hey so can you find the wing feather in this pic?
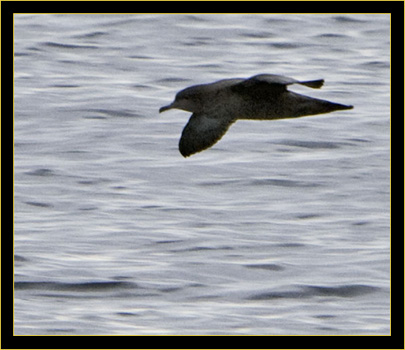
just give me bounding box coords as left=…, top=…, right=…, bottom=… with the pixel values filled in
left=179, top=113, right=235, bottom=157
left=233, top=74, right=324, bottom=92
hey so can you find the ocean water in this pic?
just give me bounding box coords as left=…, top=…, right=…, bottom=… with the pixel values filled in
left=14, top=14, right=390, bottom=335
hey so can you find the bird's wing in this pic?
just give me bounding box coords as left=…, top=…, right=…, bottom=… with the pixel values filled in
left=233, top=74, right=324, bottom=92
left=179, top=112, right=235, bottom=157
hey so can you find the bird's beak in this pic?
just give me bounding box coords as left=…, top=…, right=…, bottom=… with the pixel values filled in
left=159, top=103, right=174, bottom=113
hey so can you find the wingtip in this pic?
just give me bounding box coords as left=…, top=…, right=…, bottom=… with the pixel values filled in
left=179, top=141, right=192, bottom=158
left=179, top=143, right=196, bottom=158
left=301, top=79, right=324, bottom=89
left=180, top=150, right=191, bottom=158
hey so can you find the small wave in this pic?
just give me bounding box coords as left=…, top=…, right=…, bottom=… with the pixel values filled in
left=304, top=284, right=379, bottom=297
left=14, top=255, right=28, bottom=262
left=270, top=42, right=302, bottom=49
left=316, top=33, right=348, bottom=39
left=129, top=55, right=154, bottom=61
left=239, top=32, right=273, bottom=39
left=275, top=242, right=306, bottom=248
left=50, top=84, right=80, bottom=88
left=73, top=31, right=107, bottom=39
left=295, top=213, right=321, bottom=220
left=83, top=108, right=140, bottom=119
left=43, top=42, right=97, bottom=50
left=333, top=15, right=365, bottom=23
left=250, top=178, right=320, bottom=188
left=25, top=168, right=55, bottom=177
left=360, top=60, right=390, bottom=69
left=248, top=290, right=303, bottom=300
left=25, top=201, right=53, bottom=208
left=279, top=140, right=341, bottom=149
left=14, top=281, right=136, bottom=292
left=247, top=284, right=378, bottom=301
left=158, top=77, right=190, bottom=84
left=244, top=264, right=284, bottom=271
left=170, top=245, right=233, bottom=253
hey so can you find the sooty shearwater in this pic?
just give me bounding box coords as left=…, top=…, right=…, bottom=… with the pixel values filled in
left=159, top=74, right=353, bottom=157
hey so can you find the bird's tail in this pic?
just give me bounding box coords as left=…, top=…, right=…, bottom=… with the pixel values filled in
left=283, top=91, right=353, bottom=119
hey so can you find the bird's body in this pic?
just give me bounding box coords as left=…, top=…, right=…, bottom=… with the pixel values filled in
left=159, top=74, right=353, bottom=157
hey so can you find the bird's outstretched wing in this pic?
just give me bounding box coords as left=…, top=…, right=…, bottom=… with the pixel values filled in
left=232, top=74, right=324, bottom=94
left=179, top=113, right=235, bottom=157
left=251, top=74, right=324, bottom=89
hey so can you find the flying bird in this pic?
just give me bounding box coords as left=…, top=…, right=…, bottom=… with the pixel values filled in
left=159, top=74, right=353, bottom=157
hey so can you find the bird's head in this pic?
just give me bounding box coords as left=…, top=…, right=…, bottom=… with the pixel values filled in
left=159, top=85, right=204, bottom=113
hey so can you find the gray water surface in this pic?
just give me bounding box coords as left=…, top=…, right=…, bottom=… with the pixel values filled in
left=14, top=14, right=390, bottom=335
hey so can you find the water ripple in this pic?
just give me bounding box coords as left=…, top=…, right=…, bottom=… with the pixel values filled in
left=248, top=284, right=379, bottom=301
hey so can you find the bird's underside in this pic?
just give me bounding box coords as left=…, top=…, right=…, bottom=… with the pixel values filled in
left=159, top=74, right=353, bottom=157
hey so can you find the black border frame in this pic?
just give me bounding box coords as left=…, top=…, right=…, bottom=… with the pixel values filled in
left=3, top=1, right=404, bottom=348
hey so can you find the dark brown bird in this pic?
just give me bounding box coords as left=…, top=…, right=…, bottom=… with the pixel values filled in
left=159, top=74, right=353, bottom=157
